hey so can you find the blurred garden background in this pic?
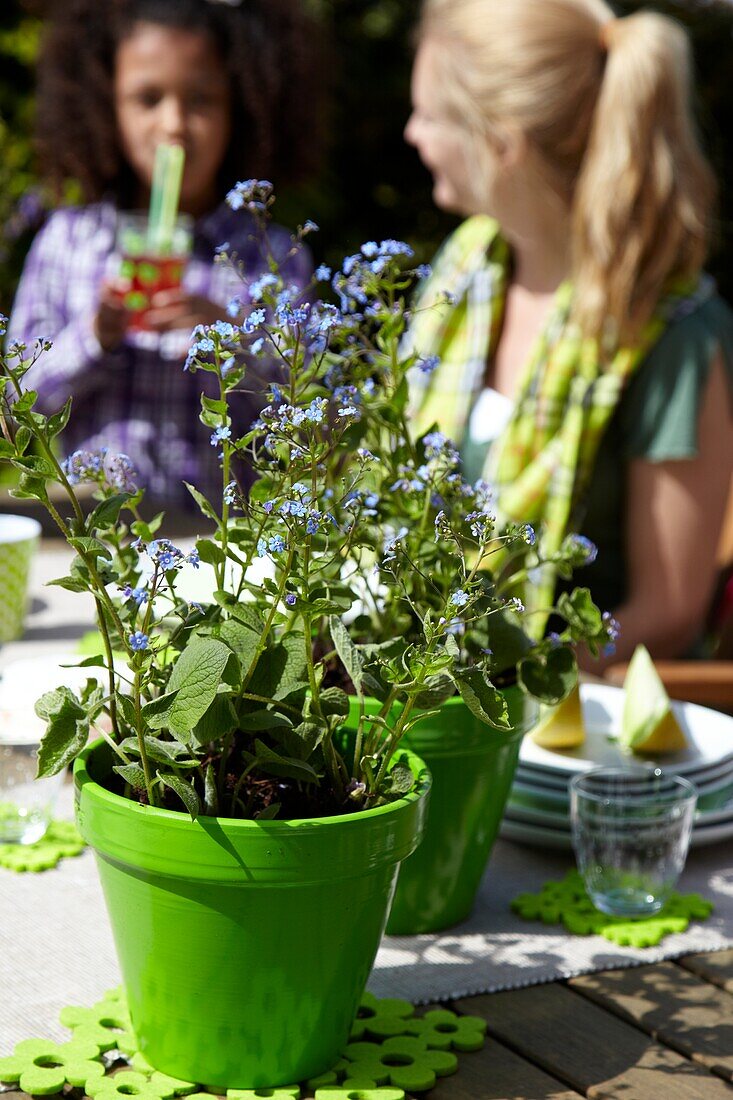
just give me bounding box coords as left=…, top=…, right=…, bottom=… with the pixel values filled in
left=1, top=0, right=732, bottom=314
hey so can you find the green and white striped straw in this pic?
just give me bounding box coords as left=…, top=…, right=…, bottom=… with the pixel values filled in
left=148, top=143, right=185, bottom=254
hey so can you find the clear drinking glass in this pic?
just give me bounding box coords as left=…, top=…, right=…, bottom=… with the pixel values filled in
left=115, top=211, right=193, bottom=331
left=0, top=737, right=64, bottom=844
left=570, top=767, right=697, bottom=917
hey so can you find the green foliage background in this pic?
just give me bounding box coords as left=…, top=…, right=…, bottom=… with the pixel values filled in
left=0, top=0, right=732, bottom=312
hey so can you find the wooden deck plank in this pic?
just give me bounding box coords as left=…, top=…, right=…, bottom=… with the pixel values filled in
left=570, top=962, right=733, bottom=1081
left=454, top=983, right=733, bottom=1099
left=422, top=1036, right=583, bottom=1099
left=678, top=951, right=733, bottom=993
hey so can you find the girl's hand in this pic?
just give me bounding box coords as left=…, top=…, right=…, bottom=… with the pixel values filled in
left=144, top=289, right=224, bottom=333
left=94, top=282, right=131, bottom=351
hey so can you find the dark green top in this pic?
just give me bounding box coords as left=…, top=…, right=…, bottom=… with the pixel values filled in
left=579, top=294, right=733, bottom=612
left=463, top=294, right=733, bottom=613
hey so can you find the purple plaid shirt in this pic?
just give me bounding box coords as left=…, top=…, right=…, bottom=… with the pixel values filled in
left=8, top=202, right=311, bottom=507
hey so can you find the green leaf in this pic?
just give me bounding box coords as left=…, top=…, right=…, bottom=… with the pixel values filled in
left=192, top=692, right=237, bottom=745
left=253, top=740, right=319, bottom=784
left=329, top=616, right=363, bottom=695
left=160, top=774, right=200, bottom=819
left=46, top=575, right=90, bottom=593
left=118, top=736, right=197, bottom=766
left=519, top=645, right=577, bottom=705
left=68, top=536, right=112, bottom=560
left=11, top=390, right=37, bottom=415
left=237, top=709, right=292, bottom=732
left=10, top=454, right=57, bottom=479
left=116, top=693, right=139, bottom=731
left=89, top=494, right=131, bottom=531
left=114, top=763, right=147, bottom=790
left=309, top=586, right=354, bottom=614
left=218, top=618, right=260, bottom=671
left=73, top=654, right=107, bottom=668
left=34, top=688, right=90, bottom=778
left=12, top=427, right=30, bottom=455
left=46, top=397, right=73, bottom=439
left=255, top=803, right=281, bottom=820
left=282, top=720, right=325, bottom=759
left=204, top=763, right=219, bottom=816
left=380, top=762, right=415, bottom=799
left=556, top=588, right=603, bottom=638
left=34, top=686, right=85, bottom=723
left=185, top=482, right=220, bottom=523
left=166, top=638, right=232, bottom=738
left=317, top=686, right=350, bottom=719
left=361, top=670, right=389, bottom=701
left=11, top=472, right=49, bottom=503
left=454, top=668, right=510, bottom=730
left=131, top=513, right=164, bottom=542
left=213, top=592, right=264, bottom=632
left=248, top=634, right=308, bottom=702
left=196, top=537, right=226, bottom=566
left=140, top=690, right=179, bottom=730
left=414, top=672, right=456, bottom=710
left=482, top=611, right=532, bottom=674
left=200, top=394, right=228, bottom=420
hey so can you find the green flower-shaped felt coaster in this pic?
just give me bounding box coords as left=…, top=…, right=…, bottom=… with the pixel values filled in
left=60, top=994, right=136, bottom=1054
left=0, top=819, right=85, bottom=872
left=511, top=869, right=714, bottom=948
left=349, top=994, right=414, bottom=1040
left=1, top=987, right=481, bottom=1097
left=341, top=1037, right=457, bottom=1093
left=0, top=1037, right=106, bottom=1094
left=405, top=1008, right=486, bottom=1051
left=315, top=1090, right=405, bottom=1099
left=226, top=1089, right=301, bottom=1099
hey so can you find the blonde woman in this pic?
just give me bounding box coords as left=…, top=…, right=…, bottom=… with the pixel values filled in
left=404, top=0, right=733, bottom=666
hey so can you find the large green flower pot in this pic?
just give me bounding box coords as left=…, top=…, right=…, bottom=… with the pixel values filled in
left=74, top=740, right=430, bottom=1089
left=385, top=687, right=537, bottom=934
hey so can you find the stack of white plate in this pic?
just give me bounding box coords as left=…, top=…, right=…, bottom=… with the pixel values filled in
left=502, top=683, right=733, bottom=849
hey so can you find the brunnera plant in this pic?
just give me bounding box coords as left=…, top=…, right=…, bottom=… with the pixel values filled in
left=0, top=181, right=616, bottom=821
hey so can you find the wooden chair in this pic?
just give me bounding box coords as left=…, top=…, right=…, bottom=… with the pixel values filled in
left=604, top=477, right=733, bottom=712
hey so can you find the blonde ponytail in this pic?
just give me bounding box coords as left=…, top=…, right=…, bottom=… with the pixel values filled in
left=572, top=12, right=716, bottom=343
left=417, top=0, right=716, bottom=345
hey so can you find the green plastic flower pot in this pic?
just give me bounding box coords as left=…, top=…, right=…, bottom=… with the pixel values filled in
left=74, top=739, right=430, bottom=1089
left=384, top=687, right=538, bottom=934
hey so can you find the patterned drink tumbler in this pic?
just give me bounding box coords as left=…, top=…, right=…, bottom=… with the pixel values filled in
left=0, top=515, right=41, bottom=642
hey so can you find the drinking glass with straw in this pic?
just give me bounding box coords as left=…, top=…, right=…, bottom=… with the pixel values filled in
left=116, top=143, right=194, bottom=331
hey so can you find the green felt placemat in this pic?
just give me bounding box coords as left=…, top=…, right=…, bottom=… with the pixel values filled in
left=0, top=819, right=85, bottom=872
left=0, top=987, right=489, bottom=1098
left=511, top=869, right=714, bottom=947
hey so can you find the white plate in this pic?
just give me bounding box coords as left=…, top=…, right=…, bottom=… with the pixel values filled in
left=508, top=785, right=733, bottom=828
left=514, top=763, right=733, bottom=802
left=500, top=813, right=733, bottom=850
left=519, top=684, right=733, bottom=777
left=0, top=653, right=104, bottom=745
left=516, top=753, right=733, bottom=791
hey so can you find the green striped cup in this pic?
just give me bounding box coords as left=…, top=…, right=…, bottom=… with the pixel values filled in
left=0, top=515, right=41, bottom=643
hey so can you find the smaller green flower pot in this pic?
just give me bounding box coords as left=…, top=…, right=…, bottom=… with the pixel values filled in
left=385, top=687, right=537, bottom=934
left=74, top=738, right=430, bottom=1089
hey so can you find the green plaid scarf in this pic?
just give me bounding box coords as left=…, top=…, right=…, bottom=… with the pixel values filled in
left=406, top=215, right=711, bottom=628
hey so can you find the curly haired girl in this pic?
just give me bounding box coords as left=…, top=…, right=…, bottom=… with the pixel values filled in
left=9, top=0, right=321, bottom=506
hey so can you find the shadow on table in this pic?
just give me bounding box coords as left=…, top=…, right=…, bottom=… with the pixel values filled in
left=20, top=622, right=93, bottom=642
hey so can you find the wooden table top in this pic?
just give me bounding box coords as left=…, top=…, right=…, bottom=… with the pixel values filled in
left=427, top=949, right=733, bottom=1099
left=5, top=951, right=733, bottom=1099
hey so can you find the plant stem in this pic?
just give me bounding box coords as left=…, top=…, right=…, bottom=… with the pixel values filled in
left=239, top=547, right=295, bottom=695
left=217, top=369, right=230, bottom=592
left=133, top=665, right=157, bottom=806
